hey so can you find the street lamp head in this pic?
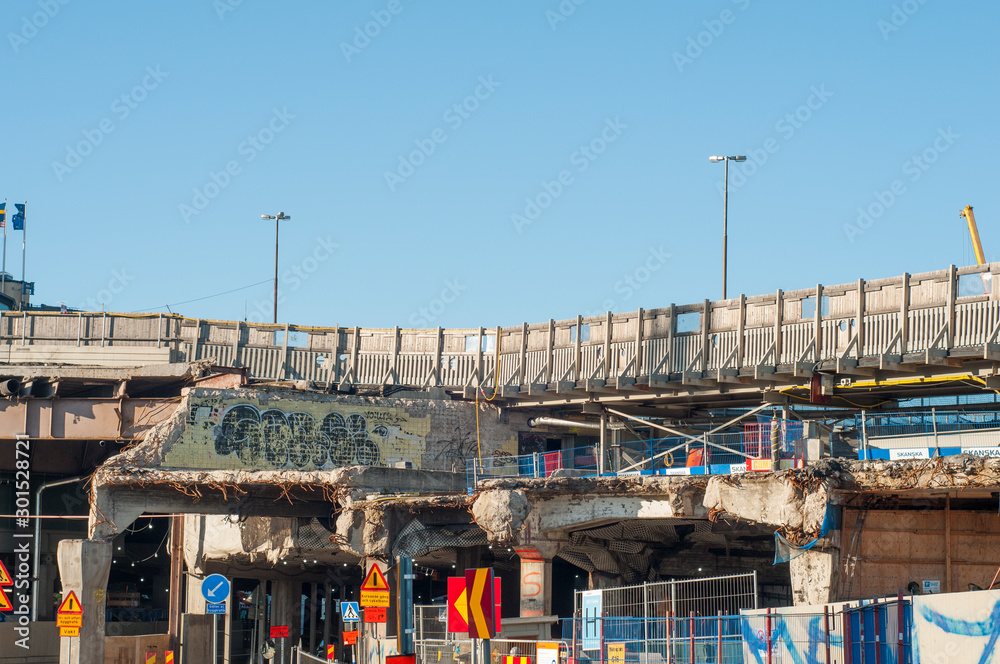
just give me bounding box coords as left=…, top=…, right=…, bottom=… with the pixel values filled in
left=731, top=155, right=747, bottom=162
left=277, top=212, right=291, bottom=220
left=709, top=156, right=725, bottom=162
left=261, top=214, right=273, bottom=220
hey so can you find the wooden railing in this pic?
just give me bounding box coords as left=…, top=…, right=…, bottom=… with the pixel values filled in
left=1, top=264, right=997, bottom=393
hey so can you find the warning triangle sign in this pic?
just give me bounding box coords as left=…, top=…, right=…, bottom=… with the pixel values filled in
left=0, top=587, right=12, bottom=612
left=58, top=590, right=83, bottom=614
left=0, top=560, right=12, bottom=586
left=361, top=564, right=389, bottom=591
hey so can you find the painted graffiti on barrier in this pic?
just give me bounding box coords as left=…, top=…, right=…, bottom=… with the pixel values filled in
left=213, top=404, right=384, bottom=469
left=917, top=599, right=1000, bottom=664
left=742, top=614, right=845, bottom=664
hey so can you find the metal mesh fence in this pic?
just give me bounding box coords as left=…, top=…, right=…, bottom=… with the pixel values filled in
left=860, top=409, right=1000, bottom=440
left=414, top=605, right=473, bottom=664
left=570, top=574, right=758, bottom=664
left=468, top=421, right=808, bottom=487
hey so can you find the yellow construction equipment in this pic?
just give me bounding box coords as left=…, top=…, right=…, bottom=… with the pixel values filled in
left=960, top=205, right=991, bottom=294
left=961, top=205, right=987, bottom=266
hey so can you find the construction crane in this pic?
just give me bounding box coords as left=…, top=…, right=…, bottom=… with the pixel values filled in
left=960, top=205, right=991, bottom=294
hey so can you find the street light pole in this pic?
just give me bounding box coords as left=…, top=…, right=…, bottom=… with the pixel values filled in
left=261, top=212, right=291, bottom=324
left=709, top=156, right=746, bottom=300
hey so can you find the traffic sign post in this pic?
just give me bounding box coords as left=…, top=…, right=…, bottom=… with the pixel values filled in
left=360, top=563, right=390, bottom=607
left=57, top=590, right=84, bottom=664
left=342, top=601, right=360, bottom=622
left=465, top=567, right=496, bottom=664
left=464, top=569, right=495, bottom=639
left=365, top=606, right=387, bottom=623
left=202, top=576, right=230, bottom=664
left=448, top=576, right=501, bottom=635
left=270, top=625, right=289, bottom=664
left=201, top=574, right=231, bottom=603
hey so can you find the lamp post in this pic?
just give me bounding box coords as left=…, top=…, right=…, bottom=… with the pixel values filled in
left=261, top=212, right=292, bottom=324
left=709, top=155, right=746, bottom=300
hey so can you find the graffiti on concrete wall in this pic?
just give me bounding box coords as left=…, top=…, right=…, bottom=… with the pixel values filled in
left=163, top=396, right=432, bottom=470
left=214, top=405, right=386, bottom=468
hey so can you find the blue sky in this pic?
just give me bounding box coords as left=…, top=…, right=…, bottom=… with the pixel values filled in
left=3, top=1, right=999, bottom=329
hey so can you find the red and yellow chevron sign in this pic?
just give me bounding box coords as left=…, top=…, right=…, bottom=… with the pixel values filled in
left=165, top=651, right=174, bottom=664
left=464, top=568, right=495, bottom=639
left=448, top=575, right=501, bottom=635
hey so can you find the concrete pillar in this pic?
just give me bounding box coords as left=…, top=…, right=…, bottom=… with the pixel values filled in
left=309, top=582, right=318, bottom=653
left=789, top=548, right=840, bottom=606
left=271, top=579, right=302, bottom=664
left=57, top=540, right=111, bottom=664
left=514, top=543, right=560, bottom=618
left=186, top=573, right=207, bottom=614
left=518, top=557, right=552, bottom=617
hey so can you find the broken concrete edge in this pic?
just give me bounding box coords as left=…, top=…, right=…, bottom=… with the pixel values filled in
left=469, top=455, right=1000, bottom=549
left=0, top=359, right=212, bottom=380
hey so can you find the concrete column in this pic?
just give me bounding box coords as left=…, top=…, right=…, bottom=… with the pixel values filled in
left=271, top=579, right=301, bottom=664
left=57, top=540, right=111, bottom=664
left=789, top=548, right=840, bottom=606
left=518, top=557, right=552, bottom=617
left=186, top=573, right=207, bottom=614
left=513, top=543, right=560, bottom=618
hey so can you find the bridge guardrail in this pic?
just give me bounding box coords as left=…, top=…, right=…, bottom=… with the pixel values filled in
left=0, top=264, right=996, bottom=390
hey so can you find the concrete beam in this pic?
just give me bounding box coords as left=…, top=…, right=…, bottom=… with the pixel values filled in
left=0, top=397, right=175, bottom=440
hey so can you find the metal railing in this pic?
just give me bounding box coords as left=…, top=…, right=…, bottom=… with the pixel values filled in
left=857, top=408, right=1000, bottom=455
left=468, top=425, right=805, bottom=487
left=1, top=265, right=997, bottom=393
left=567, top=573, right=758, bottom=664
left=566, top=595, right=911, bottom=664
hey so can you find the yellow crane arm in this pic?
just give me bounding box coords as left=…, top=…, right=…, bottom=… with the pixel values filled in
left=961, top=205, right=987, bottom=265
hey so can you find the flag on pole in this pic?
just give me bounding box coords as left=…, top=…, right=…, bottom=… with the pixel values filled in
left=12, top=204, right=24, bottom=231
left=0, top=202, right=5, bottom=228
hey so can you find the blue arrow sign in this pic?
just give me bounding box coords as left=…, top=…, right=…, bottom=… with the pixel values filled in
left=202, top=574, right=230, bottom=604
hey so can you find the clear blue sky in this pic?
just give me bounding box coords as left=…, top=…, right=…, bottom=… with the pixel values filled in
left=4, top=1, right=999, bottom=328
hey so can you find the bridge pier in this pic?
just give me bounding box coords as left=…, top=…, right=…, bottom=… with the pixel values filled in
left=790, top=547, right=841, bottom=606
left=56, top=539, right=111, bottom=664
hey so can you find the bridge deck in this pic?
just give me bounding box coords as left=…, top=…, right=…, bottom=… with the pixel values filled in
left=2, top=264, right=999, bottom=412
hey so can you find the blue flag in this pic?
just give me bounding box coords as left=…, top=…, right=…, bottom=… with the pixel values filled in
left=12, top=204, right=24, bottom=231
left=0, top=202, right=5, bottom=228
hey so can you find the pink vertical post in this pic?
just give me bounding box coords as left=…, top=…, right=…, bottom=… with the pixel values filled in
left=766, top=608, right=773, bottom=664
left=824, top=606, right=831, bottom=664
left=873, top=601, right=882, bottom=664
left=666, top=610, right=672, bottom=664
left=896, top=591, right=905, bottom=664
left=689, top=611, right=695, bottom=664
left=843, top=605, right=853, bottom=664
left=717, top=611, right=723, bottom=663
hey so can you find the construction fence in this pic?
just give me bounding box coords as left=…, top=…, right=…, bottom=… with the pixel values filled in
left=559, top=575, right=912, bottom=664
left=467, top=423, right=805, bottom=489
